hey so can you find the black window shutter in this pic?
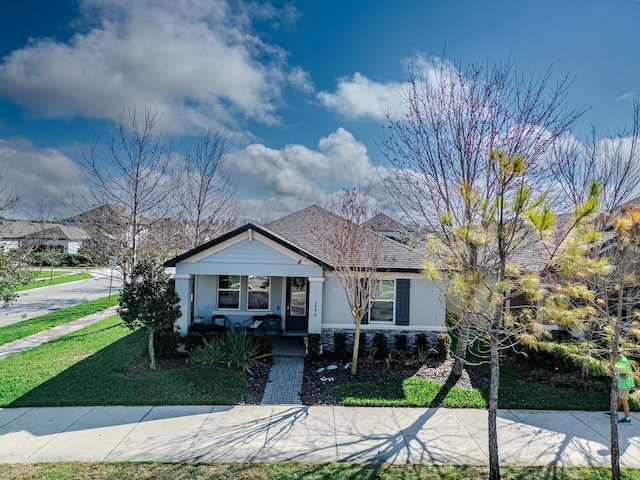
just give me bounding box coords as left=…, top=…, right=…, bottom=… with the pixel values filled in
left=396, top=279, right=410, bottom=326
left=360, top=277, right=369, bottom=324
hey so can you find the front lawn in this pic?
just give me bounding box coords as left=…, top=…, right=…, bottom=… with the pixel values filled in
left=330, top=359, right=610, bottom=411
left=0, top=316, right=247, bottom=407
left=0, top=462, right=638, bottom=480
left=0, top=295, right=120, bottom=347
left=16, top=272, right=93, bottom=292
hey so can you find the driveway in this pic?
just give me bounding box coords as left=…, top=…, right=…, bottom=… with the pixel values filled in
left=0, top=268, right=123, bottom=327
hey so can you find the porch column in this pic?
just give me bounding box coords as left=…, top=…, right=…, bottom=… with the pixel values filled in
left=307, top=277, right=324, bottom=334
left=174, top=274, right=193, bottom=336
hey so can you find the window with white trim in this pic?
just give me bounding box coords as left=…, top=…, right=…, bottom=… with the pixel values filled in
left=217, top=275, right=240, bottom=309
left=370, top=279, right=395, bottom=322
left=248, top=275, right=270, bottom=310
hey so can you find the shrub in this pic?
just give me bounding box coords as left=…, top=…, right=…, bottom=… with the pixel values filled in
left=255, top=335, right=273, bottom=357
left=225, top=334, right=268, bottom=374
left=358, top=331, right=367, bottom=358
left=189, top=336, right=226, bottom=364
left=307, top=334, right=322, bottom=360
left=333, top=331, right=348, bottom=359
left=414, top=333, right=429, bottom=355
left=437, top=333, right=451, bottom=359
left=154, top=328, right=181, bottom=359
left=189, top=333, right=269, bottom=374
left=372, top=332, right=389, bottom=359
left=394, top=334, right=408, bottom=354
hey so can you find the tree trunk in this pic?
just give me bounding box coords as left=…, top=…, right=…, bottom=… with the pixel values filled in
left=488, top=325, right=501, bottom=480
left=148, top=327, right=156, bottom=370
left=453, top=312, right=471, bottom=376
left=610, top=280, right=625, bottom=480
left=351, top=317, right=361, bottom=375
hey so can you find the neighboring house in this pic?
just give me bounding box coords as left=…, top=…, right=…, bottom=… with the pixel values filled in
left=0, top=220, right=88, bottom=254
left=362, top=212, right=413, bottom=242
left=164, top=205, right=446, bottom=349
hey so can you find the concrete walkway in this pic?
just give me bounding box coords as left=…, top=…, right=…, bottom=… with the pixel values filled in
left=0, top=405, right=639, bottom=466
left=0, top=307, right=118, bottom=360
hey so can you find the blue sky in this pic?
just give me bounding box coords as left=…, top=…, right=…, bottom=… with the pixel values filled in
left=0, top=0, right=638, bottom=220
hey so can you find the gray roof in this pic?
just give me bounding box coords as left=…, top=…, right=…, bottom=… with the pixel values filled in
left=165, top=205, right=426, bottom=272
left=362, top=213, right=410, bottom=233
left=264, top=205, right=425, bottom=271
left=0, top=220, right=88, bottom=241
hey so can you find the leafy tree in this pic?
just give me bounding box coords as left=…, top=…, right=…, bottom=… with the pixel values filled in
left=381, top=58, right=583, bottom=388
left=0, top=175, right=34, bottom=306
left=118, top=257, right=181, bottom=370
left=537, top=196, right=640, bottom=480
left=0, top=250, right=35, bottom=306
left=381, top=59, right=583, bottom=480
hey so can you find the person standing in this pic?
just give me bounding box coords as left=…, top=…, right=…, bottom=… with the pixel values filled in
left=604, top=355, right=635, bottom=425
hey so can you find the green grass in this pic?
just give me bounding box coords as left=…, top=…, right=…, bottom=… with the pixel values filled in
left=0, top=462, right=638, bottom=480
left=335, top=361, right=608, bottom=410
left=335, top=376, right=487, bottom=408
left=16, top=273, right=93, bottom=292
left=0, top=295, right=120, bottom=347
left=0, top=316, right=247, bottom=407
left=32, top=269, right=72, bottom=279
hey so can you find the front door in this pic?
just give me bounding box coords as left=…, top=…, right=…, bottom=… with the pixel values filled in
left=286, top=277, right=308, bottom=333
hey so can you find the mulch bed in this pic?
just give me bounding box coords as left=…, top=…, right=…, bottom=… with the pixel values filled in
left=124, top=354, right=488, bottom=406
left=300, top=356, right=489, bottom=406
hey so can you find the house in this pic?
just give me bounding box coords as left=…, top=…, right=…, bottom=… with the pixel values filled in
left=0, top=220, right=88, bottom=254
left=164, top=205, right=446, bottom=349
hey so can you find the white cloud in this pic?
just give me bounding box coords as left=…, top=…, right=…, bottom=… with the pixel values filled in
left=318, top=56, right=459, bottom=120
left=0, top=138, right=88, bottom=219
left=0, top=0, right=309, bottom=133
left=317, top=73, right=403, bottom=120
left=228, top=127, right=378, bottom=220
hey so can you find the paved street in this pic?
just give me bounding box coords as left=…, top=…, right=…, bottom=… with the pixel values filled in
left=0, top=269, right=122, bottom=327
left=0, top=406, right=638, bottom=466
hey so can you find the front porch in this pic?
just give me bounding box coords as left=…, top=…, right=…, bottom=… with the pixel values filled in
left=174, top=273, right=325, bottom=337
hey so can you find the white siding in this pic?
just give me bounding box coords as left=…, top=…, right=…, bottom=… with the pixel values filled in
left=176, top=237, right=323, bottom=278
left=321, top=275, right=445, bottom=331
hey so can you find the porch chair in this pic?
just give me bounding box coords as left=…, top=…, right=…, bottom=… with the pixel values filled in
left=209, top=314, right=230, bottom=334
left=244, top=315, right=265, bottom=336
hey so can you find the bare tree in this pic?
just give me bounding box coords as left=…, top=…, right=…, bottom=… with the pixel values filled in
left=79, top=106, right=176, bottom=281
left=175, top=126, right=238, bottom=248
left=310, top=189, right=387, bottom=375
left=550, top=99, right=640, bottom=212
left=0, top=173, right=19, bottom=218
left=380, top=59, right=583, bottom=480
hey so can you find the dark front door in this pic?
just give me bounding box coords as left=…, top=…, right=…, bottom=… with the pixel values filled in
left=286, top=277, right=308, bottom=333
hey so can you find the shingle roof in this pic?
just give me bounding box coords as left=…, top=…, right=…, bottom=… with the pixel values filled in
left=264, top=205, right=424, bottom=271
left=0, top=220, right=88, bottom=240
left=362, top=213, right=410, bottom=234
left=165, top=205, right=426, bottom=272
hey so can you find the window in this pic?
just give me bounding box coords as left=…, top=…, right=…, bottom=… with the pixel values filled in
left=370, top=279, right=395, bottom=322
left=248, top=275, right=270, bottom=310
left=218, top=275, right=240, bottom=309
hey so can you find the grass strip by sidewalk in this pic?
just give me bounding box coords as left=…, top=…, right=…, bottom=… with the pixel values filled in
left=0, top=462, right=638, bottom=480
left=334, top=362, right=610, bottom=410
left=0, top=315, right=246, bottom=407
left=16, top=273, right=93, bottom=292
left=0, top=295, right=120, bottom=347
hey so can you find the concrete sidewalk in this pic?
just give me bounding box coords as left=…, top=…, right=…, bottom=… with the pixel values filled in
left=1, top=405, right=639, bottom=466
left=0, top=307, right=118, bottom=360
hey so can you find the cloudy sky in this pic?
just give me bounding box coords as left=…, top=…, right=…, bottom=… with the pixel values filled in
left=0, top=0, right=639, bottom=220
